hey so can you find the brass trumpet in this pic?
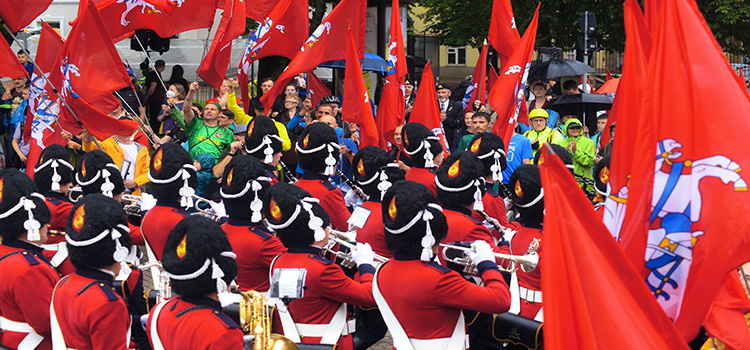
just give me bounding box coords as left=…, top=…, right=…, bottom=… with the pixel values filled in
left=229, top=285, right=299, bottom=350
left=440, top=238, right=540, bottom=275
left=327, top=229, right=390, bottom=269
left=121, top=194, right=142, bottom=217
left=191, top=195, right=225, bottom=222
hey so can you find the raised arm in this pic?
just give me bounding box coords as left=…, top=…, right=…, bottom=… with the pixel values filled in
left=183, top=82, right=200, bottom=127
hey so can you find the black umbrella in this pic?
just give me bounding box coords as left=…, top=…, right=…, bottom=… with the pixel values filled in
left=406, top=55, right=429, bottom=69
left=548, top=93, right=613, bottom=132
left=528, top=59, right=595, bottom=80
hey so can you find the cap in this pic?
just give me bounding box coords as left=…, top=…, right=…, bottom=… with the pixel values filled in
left=0, top=169, right=50, bottom=241
left=404, top=79, right=412, bottom=86
left=262, top=183, right=330, bottom=247
left=435, top=151, right=486, bottom=211
left=321, top=95, right=341, bottom=105
left=467, top=133, right=507, bottom=182
left=220, top=155, right=273, bottom=223
left=66, top=194, right=131, bottom=269
left=528, top=108, right=549, bottom=120
left=233, top=123, right=248, bottom=134
left=76, top=150, right=125, bottom=198
left=436, top=84, right=450, bottom=91
left=296, top=123, right=340, bottom=176
left=508, top=164, right=544, bottom=225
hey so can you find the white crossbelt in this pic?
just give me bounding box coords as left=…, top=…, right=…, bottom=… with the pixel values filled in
left=519, top=286, right=543, bottom=303
left=0, top=316, right=44, bottom=350
left=273, top=300, right=353, bottom=344
left=41, top=242, right=68, bottom=268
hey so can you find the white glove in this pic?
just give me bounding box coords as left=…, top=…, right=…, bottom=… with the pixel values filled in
left=350, top=242, right=375, bottom=267
left=140, top=314, right=149, bottom=331
left=344, top=189, right=361, bottom=208
left=467, top=240, right=495, bottom=266
left=141, top=192, right=157, bottom=211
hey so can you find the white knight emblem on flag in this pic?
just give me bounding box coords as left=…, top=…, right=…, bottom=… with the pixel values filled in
left=116, top=0, right=161, bottom=27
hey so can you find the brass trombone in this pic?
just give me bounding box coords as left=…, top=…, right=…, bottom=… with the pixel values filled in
left=327, top=229, right=390, bottom=268
left=440, top=238, right=540, bottom=275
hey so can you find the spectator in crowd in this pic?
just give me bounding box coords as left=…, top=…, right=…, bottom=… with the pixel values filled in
left=524, top=109, right=564, bottom=159
left=502, top=120, right=534, bottom=186
left=182, top=82, right=234, bottom=163
left=145, top=59, right=167, bottom=127
left=556, top=118, right=595, bottom=190
left=457, top=111, right=491, bottom=151
left=436, top=84, right=463, bottom=150
left=16, top=49, right=33, bottom=77
left=590, top=112, right=609, bottom=153
left=157, top=83, right=187, bottom=134
left=248, top=77, right=274, bottom=116
left=81, top=128, right=150, bottom=196
left=387, top=123, right=414, bottom=171
left=167, top=64, right=188, bottom=93
left=452, top=110, right=475, bottom=151
left=218, top=109, right=236, bottom=131
left=527, top=82, right=559, bottom=129
left=404, top=79, right=415, bottom=121
left=193, top=153, right=215, bottom=198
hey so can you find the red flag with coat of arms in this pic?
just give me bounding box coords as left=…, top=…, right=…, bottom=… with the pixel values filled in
left=307, top=70, right=331, bottom=110
left=0, top=0, right=53, bottom=32
left=238, top=0, right=308, bottom=113
left=488, top=4, right=538, bottom=152
left=245, top=0, right=278, bottom=22
left=375, top=0, right=407, bottom=148
left=343, top=24, right=378, bottom=148
left=614, top=0, right=750, bottom=341
left=488, top=0, right=520, bottom=67
left=260, top=0, right=367, bottom=114
left=537, top=144, right=690, bottom=350
left=198, top=0, right=246, bottom=91
left=409, top=61, right=450, bottom=154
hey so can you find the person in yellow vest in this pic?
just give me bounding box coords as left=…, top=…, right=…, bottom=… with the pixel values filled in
left=82, top=131, right=150, bottom=196
left=523, top=108, right=564, bottom=160
left=225, top=78, right=291, bottom=151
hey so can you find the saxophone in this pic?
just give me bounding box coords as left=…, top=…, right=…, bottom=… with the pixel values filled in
left=230, top=285, right=299, bottom=350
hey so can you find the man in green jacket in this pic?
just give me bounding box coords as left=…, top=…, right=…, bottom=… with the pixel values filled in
left=556, top=118, right=595, bottom=191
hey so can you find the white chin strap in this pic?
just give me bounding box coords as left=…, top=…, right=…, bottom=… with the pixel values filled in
left=167, top=251, right=237, bottom=294
left=76, top=163, right=120, bottom=198
left=478, top=149, right=506, bottom=183
left=296, top=141, right=340, bottom=176
left=384, top=203, right=443, bottom=262
left=35, top=158, right=74, bottom=191
left=0, top=193, right=46, bottom=241
left=515, top=188, right=545, bottom=208
left=377, top=164, right=399, bottom=200
left=148, top=164, right=198, bottom=208
left=403, top=136, right=439, bottom=168
left=220, top=177, right=272, bottom=223
left=245, top=134, right=283, bottom=164
left=266, top=197, right=327, bottom=242
left=66, top=224, right=131, bottom=262
left=435, top=176, right=486, bottom=211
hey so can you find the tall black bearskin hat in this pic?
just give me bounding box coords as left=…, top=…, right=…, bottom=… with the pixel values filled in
left=435, top=151, right=486, bottom=211
left=34, top=144, right=74, bottom=193
left=76, top=150, right=125, bottom=198
left=220, top=155, right=272, bottom=223
left=0, top=169, right=50, bottom=241
left=593, top=156, right=611, bottom=197
left=467, top=133, right=508, bottom=183
left=352, top=146, right=405, bottom=201
left=534, top=144, right=573, bottom=173
left=244, top=115, right=284, bottom=165
left=401, top=123, right=442, bottom=168
left=149, top=143, right=198, bottom=207
left=382, top=181, right=447, bottom=261
left=162, top=215, right=238, bottom=297
left=508, top=164, right=544, bottom=226
left=296, top=123, right=340, bottom=176
left=66, top=194, right=131, bottom=269
left=262, top=183, right=331, bottom=248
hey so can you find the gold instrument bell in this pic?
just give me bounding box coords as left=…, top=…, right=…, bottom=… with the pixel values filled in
left=231, top=285, right=299, bottom=350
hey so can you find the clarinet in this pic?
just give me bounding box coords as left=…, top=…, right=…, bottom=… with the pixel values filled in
left=335, top=169, right=368, bottom=202
left=278, top=160, right=298, bottom=183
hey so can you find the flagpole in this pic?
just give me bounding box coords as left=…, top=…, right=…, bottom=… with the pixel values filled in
left=113, top=91, right=158, bottom=147
left=132, top=33, right=170, bottom=93
left=2, top=22, right=105, bottom=152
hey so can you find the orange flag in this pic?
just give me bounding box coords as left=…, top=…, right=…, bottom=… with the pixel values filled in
left=538, top=144, right=690, bottom=350
left=342, top=23, right=378, bottom=148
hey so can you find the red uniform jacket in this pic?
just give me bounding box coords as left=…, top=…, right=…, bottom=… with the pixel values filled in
left=377, top=256, right=511, bottom=340
left=42, top=191, right=73, bottom=239
left=147, top=296, right=244, bottom=349
left=141, top=202, right=189, bottom=260
left=355, top=200, right=392, bottom=259
left=473, top=186, right=509, bottom=241
left=442, top=206, right=511, bottom=267
left=404, top=167, right=437, bottom=196
left=51, top=268, right=130, bottom=350
left=510, top=226, right=543, bottom=319
left=295, top=173, right=349, bottom=231
left=264, top=163, right=280, bottom=185
left=271, top=246, right=376, bottom=350
left=222, top=218, right=286, bottom=292
left=0, top=240, right=60, bottom=350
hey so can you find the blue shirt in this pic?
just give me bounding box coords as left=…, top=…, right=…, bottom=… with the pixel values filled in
left=502, top=133, right=533, bottom=184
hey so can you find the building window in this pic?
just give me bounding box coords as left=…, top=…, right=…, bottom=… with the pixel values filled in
left=447, top=46, right=466, bottom=65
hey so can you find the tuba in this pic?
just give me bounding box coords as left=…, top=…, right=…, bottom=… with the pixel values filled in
left=440, top=238, right=540, bottom=275
left=230, top=285, right=299, bottom=350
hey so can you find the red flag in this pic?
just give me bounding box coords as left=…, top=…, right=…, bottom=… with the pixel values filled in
left=463, top=44, right=488, bottom=114
left=260, top=0, right=367, bottom=113
left=537, top=144, right=690, bottom=350
left=95, top=0, right=216, bottom=42
left=238, top=0, right=308, bottom=112
left=605, top=64, right=614, bottom=81
left=703, top=272, right=750, bottom=349
left=0, top=0, right=53, bottom=32
left=307, top=70, right=331, bottom=110
left=245, top=0, right=278, bottom=22
left=488, top=4, right=538, bottom=152
left=738, top=67, right=747, bottom=90
left=198, top=0, right=245, bottom=91
left=617, top=0, right=750, bottom=340
left=375, top=0, right=407, bottom=147
left=342, top=24, right=378, bottom=148
left=488, top=0, right=520, bottom=67
left=487, top=64, right=499, bottom=91
left=409, top=61, right=450, bottom=153
left=0, top=37, right=28, bottom=80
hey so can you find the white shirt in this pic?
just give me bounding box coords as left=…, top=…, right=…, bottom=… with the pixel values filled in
left=119, top=142, right=138, bottom=181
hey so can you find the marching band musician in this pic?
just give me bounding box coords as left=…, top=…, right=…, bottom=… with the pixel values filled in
left=220, top=154, right=286, bottom=292
left=375, top=181, right=511, bottom=350
left=294, top=123, right=350, bottom=231
left=401, top=123, right=444, bottom=196
left=508, top=165, right=545, bottom=320
left=263, top=183, right=376, bottom=349
left=465, top=133, right=511, bottom=240
left=435, top=150, right=511, bottom=349
left=34, top=144, right=76, bottom=274
left=592, top=156, right=611, bottom=217
left=50, top=194, right=132, bottom=350
left=0, top=169, right=58, bottom=350
left=243, top=116, right=285, bottom=184
left=141, top=143, right=195, bottom=261
left=147, top=215, right=244, bottom=349
left=349, top=146, right=405, bottom=350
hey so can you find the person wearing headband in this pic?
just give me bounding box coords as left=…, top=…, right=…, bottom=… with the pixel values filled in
left=50, top=194, right=133, bottom=350
left=349, top=146, right=405, bottom=349
left=183, top=82, right=234, bottom=163
left=220, top=154, right=285, bottom=292
left=466, top=133, right=513, bottom=241
left=146, top=215, right=243, bottom=349
left=508, top=164, right=545, bottom=320
left=141, top=143, right=195, bottom=261
left=263, top=183, right=376, bottom=350
left=375, top=181, right=510, bottom=350
left=294, top=123, right=350, bottom=231
left=401, top=123, right=444, bottom=196
left=34, top=144, right=76, bottom=273
left=0, top=169, right=57, bottom=350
